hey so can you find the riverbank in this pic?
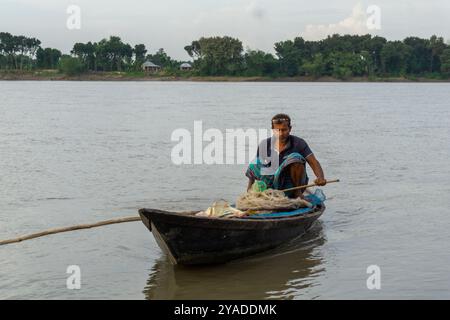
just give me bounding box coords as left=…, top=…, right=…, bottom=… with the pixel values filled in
left=1, top=70, right=449, bottom=82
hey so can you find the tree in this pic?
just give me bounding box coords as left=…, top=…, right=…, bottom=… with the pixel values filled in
left=274, top=38, right=309, bottom=76
left=25, top=37, right=41, bottom=69
left=440, top=48, right=450, bottom=75
left=72, top=42, right=96, bottom=69
left=16, top=35, right=28, bottom=70
left=94, top=39, right=109, bottom=71
left=380, top=41, right=411, bottom=75
left=403, top=37, right=431, bottom=74
left=302, top=53, right=326, bottom=78
left=185, top=36, right=243, bottom=75
left=243, top=49, right=277, bottom=76
left=86, top=36, right=134, bottom=71
left=0, top=33, right=40, bottom=70
left=361, top=36, right=387, bottom=74
left=429, top=35, right=446, bottom=72
left=146, top=48, right=173, bottom=68
left=327, top=52, right=367, bottom=79
left=58, top=55, right=84, bottom=75
left=0, top=54, right=7, bottom=69
left=121, top=43, right=133, bottom=70
left=134, top=44, right=147, bottom=70
left=105, top=36, right=126, bottom=71
left=0, top=32, right=17, bottom=69
left=320, top=34, right=356, bottom=55
left=36, top=47, right=62, bottom=69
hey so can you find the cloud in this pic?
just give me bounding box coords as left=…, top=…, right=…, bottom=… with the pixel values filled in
left=302, top=3, right=371, bottom=40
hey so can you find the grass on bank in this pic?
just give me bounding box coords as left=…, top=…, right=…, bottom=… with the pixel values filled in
left=1, top=68, right=449, bottom=82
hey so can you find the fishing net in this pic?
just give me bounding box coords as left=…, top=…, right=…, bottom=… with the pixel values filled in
left=236, top=188, right=312, bottom=212
left=195, top=182, right=313, bottom=218
left=195, top=199, right=246, bottom=218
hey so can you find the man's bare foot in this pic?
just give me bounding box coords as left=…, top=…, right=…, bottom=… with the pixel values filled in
left=293, top=190, right=305, bottom=199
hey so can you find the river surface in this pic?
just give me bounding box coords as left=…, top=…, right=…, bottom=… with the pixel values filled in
left=0, top=81, right=449, bottom=299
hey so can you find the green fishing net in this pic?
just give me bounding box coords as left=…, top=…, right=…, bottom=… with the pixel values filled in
left=252, top=180, right=268, bottom=192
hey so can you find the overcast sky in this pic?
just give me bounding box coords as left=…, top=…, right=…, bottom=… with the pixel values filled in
left=2, top=0, right=450, bottom=60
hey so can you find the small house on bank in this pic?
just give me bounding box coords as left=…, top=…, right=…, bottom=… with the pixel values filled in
left=142, top=61, right=161, bottom=73
left=180, top=62, right=193, bottom=71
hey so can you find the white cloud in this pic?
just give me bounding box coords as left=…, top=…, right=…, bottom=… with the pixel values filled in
left=302, top=3, right=371, bottom=40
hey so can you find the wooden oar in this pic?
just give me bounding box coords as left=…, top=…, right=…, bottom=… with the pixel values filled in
left=280, top=179, right=340, bottom=193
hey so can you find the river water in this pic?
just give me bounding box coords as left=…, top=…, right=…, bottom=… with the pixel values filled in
left=0, top=81, right=449, bottom=299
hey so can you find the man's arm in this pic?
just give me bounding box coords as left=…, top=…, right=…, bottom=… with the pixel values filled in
left=247, top=177, right=255, bottom=191
left=305, top=154, right=326, bottom=186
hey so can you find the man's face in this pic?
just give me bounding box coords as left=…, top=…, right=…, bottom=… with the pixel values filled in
left=272, top=122, right=291, bottom=143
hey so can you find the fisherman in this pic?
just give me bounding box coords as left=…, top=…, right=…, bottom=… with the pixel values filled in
left=246, top=113, right=327, bottom=198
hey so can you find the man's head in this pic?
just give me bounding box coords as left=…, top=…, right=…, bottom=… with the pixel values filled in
left=271, top=113, right=291, bottom=143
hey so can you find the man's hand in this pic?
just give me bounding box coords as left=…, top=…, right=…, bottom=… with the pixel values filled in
left=306, top=154, right=326, bottom=187
left=314, top=177, right=327, bottom=186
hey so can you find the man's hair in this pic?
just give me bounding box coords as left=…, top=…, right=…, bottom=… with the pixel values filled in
left=271, top=113, right=291, bottom=129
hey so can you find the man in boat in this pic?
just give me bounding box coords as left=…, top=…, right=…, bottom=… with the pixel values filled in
left=246, top=113, right=327, bottom=198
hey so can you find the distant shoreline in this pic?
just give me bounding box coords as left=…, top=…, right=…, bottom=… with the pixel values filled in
left=1, top=70, right=449, bottom=82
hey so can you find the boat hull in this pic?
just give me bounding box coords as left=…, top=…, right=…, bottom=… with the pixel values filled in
left=139, top=205, right=325, bottom=265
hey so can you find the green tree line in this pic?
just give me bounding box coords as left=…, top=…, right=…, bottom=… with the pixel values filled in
left=70, top=37, right=181, bottom=73
left=184, top=34, right=450, bottom=78
left=1, top=31, right=450, bottom=78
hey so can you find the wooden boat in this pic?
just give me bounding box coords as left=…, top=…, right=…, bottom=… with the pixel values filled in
left=138, top=202, right=325, bottom=265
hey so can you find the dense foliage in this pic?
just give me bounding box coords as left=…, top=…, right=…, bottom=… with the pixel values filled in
left=1, top=31, right=449, bottom=78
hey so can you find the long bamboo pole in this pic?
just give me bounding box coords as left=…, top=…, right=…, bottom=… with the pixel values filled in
left=0, top=216, right=141, bottom=246
left=1, top=180, right=340, bottom=246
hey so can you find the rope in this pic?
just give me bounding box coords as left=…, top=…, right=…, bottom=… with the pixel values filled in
left=0, top=216, right=141, bottom=246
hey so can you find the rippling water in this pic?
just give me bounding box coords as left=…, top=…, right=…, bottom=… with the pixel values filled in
left=1, top=81, right=449, bottom=299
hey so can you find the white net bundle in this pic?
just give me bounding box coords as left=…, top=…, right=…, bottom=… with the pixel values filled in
left=195, top=200, right=246, bottom=218
left=236, top=189, right=312, bottom=211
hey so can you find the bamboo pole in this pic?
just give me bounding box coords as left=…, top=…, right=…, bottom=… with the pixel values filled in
left=0, top=216, right=141, bottom=246
left=280, top=179, right=340, bottom=193
left=1, top=179, right=340, bottom=246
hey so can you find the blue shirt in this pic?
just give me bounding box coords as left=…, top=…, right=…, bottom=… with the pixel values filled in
left=256, top=135, right=313, bottom=165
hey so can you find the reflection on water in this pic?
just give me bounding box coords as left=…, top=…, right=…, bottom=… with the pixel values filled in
left=143, top=221, right=326, bottom=300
